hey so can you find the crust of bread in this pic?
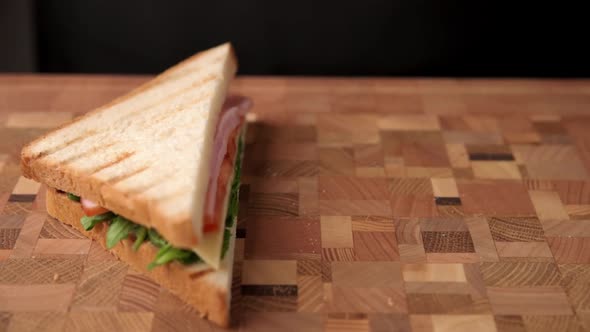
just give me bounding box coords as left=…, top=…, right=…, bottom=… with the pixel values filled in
left=46, top=187, right=234, bottom=327
left=21, top=43, right=238, bottom=249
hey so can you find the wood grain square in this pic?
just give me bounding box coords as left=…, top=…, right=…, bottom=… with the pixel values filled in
left=298, top=177, right=319, bottom=217
left=248, top=143, right=318, bottom=161
left=380, top=131, right=403, bottom=158
left=327, top=286, right=408, bottom=313
left=389, top=178, right=433, bottom=195
left=117, top=273, right=159, bottom=312
left=541, top=219, right=590, bottom=237
left=319, top=176, right=390, bottom=200
left=446, top=144, right=470, bottom=168
left=351, top=215, right=395, bottom=232
left=246, top=217, right=321, bottom=259
left=565, top=204, right=590, bottom=219
left=11, top=176, right=40, bottom=195
left=238, top=312, right=322, bottom=331
left=64, top=312, right=154, bottom=332
left=0, top=257, right=85, bottom=284
left=472, top=161, right=521, bottom=179
left=354, top=144, right=384, bottom=167
left=429, top=314, right=497, bottom=332
left=246, top=123, right=317, bottom=143
left=0, top=228, right=20, bottom=249
left=321, top=248, right=356, bottom=262
left=551, top=180, right=590, bottom=204
left=321, top=216, right=353, bottom=248
left=368, top=314, right=411, bottom=332
left=297, top=276, right=324, bottom=313
left=0, top=284, right=76, bottom=312
left=243, top=159, right=319, bottom=177
left=488, top=217, right=545, bottom=242
left=559, top=264, right=590, bottom=311
left=248, top=192, right=299, bottom=216
left=249, top=178, right=298, bottom=193
left=324, top=314, right=369, bottom=332
left=529, top=190, right=569, bottom=221
left=376, top=93, right=422, bottom=113
left=33, top=238, right=91, bottom=255
left=522, top=315, right=584, bottom=332
left=513, top=145, right=589, bottom=179
left=481, top=262, right=561, bottom=287
left=356, top=166, right=387, bottom=177
left=420, top=218, right=468, bottom=232
left=243, top=260, right=297, bottom=285
left=39, top=216, right=84, bottom=239
left=320, top=147, right=355, bottom=176
left=405, top=167, right=454, bottom=178
left=391, top=195, right=438, bottom=218
left=494, top=315, right=526, bottom=332
left=332, top=262, right=402, bottom=288
left=421, top=231, right=475, bottom=253
left=399, top=244, right=427, bottom=263
left=297, top=259, right=321, bottom=276
left=318, top=114, right=379, bottom=146
left=377, top=114, right=440, bottom=131
left=504, top=131, right=542, bottom=144
left=353, top=231, right=399, bottom=261
left=395, top=218, right=423, bottom=244
left=431, top=178, right=459, bottom=198
left=487, top=287, right=573, bottom=315
left=496, top=242, right=553, bottom=259
left=402, top=264, right=467, bottom=282
left=443, top=131, right=504, bottom=145
left=9, top=212, right=45, bottom=258
left=459, top=180, right=536, bottom=216
left=70, top=260, right=129, bottom=311
left=465, top=217, right=499, bottom=262
left=426, top=253, right=480, bottom=263
left=320, top=200, right=392, bottom=216
left=6, top=312, right=67, bottom=332
left=452, top=168, right=474, bottom=179
left=407, top=293, right=490, bottom=314
left=547, top=237, right=590, bottom=263
left=466, top=144, right=513, bottom=159
left=402, top=142, right=451, bottom=168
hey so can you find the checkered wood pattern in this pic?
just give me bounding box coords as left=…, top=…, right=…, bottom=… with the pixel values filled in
left=2, top=76, right=590, bottom=331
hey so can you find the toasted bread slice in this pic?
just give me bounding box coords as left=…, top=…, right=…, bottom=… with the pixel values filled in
left=46, top=186, right=237, bottom=327
left=21, top=43, right=237, bottom=248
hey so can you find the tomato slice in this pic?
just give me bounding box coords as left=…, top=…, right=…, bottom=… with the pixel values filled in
left=81, top=198, right=110, bottom=216
left=203, top=126, right=240, bottom=233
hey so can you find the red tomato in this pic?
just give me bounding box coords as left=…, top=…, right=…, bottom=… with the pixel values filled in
left=81, top=198, right=110, bottom=216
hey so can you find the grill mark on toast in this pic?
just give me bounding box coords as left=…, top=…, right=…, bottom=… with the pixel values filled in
left=88, top=152, right=135, bottom=175
left=32, top=130, right=99, bottom=161
left=55, top=142, right=118, bottom=166
left=149, top=92, right=214, bottom=125
left=98, top=73, right=219, bottom=130
left=106, top=166, right=150, bottom=185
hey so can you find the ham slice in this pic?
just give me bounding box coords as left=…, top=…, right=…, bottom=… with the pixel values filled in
left=203, top=96, right=251, bottom=232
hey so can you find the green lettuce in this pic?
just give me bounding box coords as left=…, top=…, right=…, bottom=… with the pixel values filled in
left=75, top=135, right=244, bottom=269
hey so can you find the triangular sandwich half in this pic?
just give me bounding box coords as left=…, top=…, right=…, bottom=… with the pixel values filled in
left=20, top=42, right=250, bottom=327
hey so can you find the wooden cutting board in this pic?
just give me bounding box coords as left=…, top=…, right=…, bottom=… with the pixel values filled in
left=1, top=75, right=590, bottom=331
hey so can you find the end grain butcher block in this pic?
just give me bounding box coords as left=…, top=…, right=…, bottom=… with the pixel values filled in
left=1, top=75, right=590, bottom=331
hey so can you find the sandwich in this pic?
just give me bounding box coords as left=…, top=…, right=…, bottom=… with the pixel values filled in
left=20, top=43, right=250, bottom=327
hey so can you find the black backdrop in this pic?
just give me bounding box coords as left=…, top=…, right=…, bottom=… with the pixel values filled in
left=31, top=1, right=590, bottom=76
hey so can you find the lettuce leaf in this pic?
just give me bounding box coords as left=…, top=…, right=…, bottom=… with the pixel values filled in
left=106, top=216, right=134, bottom=249
left=80, top=212, right=115, bottom=231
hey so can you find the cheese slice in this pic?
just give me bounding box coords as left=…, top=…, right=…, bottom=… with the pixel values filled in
left=190, top=125, right=245, bottom=269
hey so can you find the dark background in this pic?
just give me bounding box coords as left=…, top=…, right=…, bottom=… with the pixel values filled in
left=1, top=1, right=589, bottom=77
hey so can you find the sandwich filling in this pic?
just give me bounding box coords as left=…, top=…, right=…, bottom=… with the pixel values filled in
left=61, top=134, right=244, bottom=270
left=57, top=96, right=249, bottom=270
